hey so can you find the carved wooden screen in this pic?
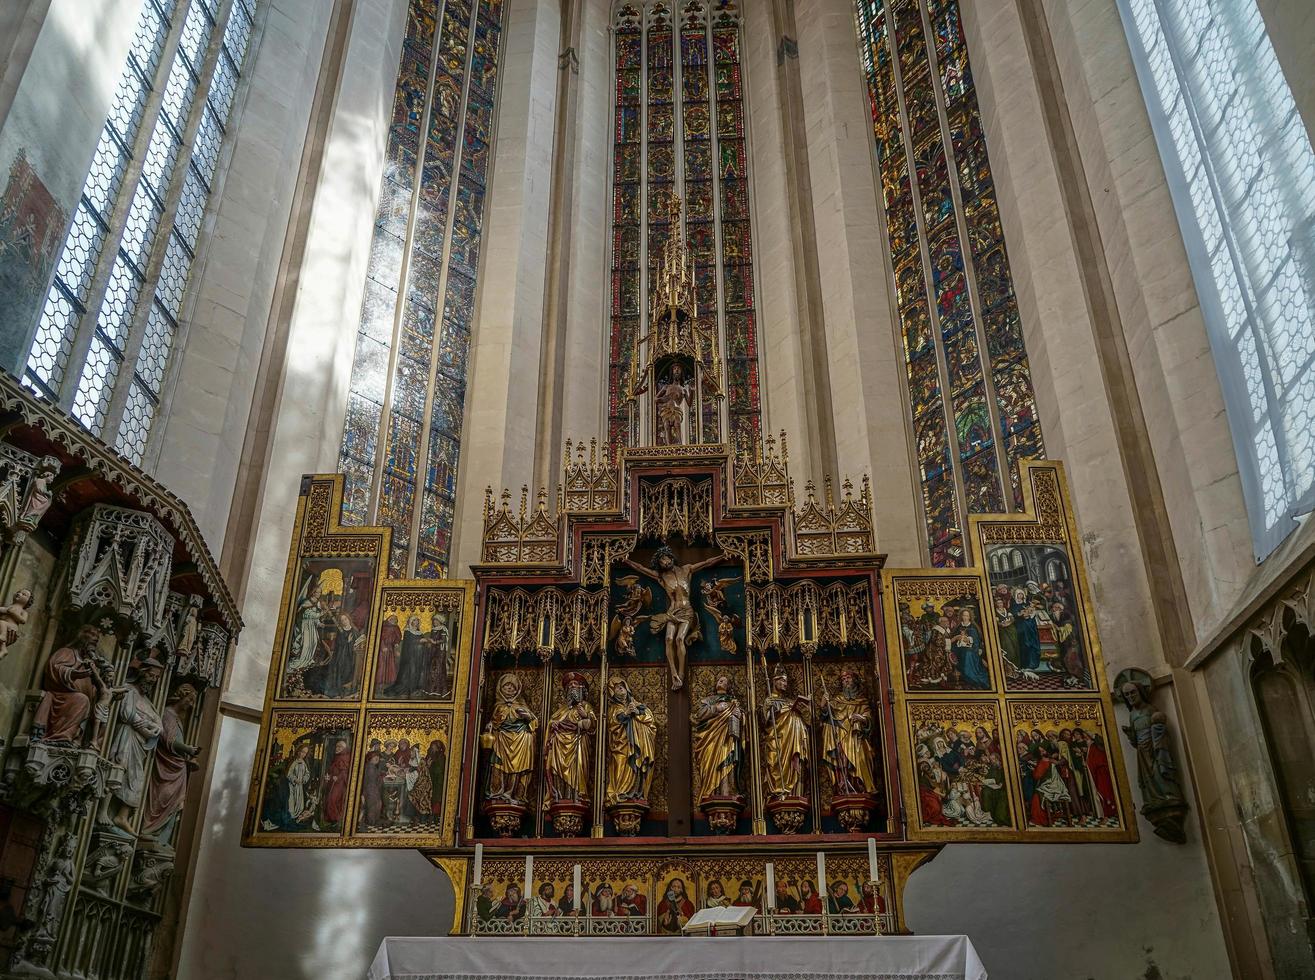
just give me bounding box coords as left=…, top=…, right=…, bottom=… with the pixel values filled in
left=883, top=461, right=1137, bottom=842
left=242, top=475, right=475, bottom=847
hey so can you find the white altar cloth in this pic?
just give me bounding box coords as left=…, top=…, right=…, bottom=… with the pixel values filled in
left=367, top=935, right=987, bottom=980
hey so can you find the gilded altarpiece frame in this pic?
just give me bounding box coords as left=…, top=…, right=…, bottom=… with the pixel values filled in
left=242, top=475, right=476, bottom=848
left=884, top=460, right=1136, bottom=843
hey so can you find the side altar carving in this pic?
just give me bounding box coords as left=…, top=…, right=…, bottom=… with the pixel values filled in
left=244, top=195, right=1138, bottom=937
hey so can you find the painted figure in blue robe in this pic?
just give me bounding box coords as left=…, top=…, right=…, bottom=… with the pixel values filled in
left=950, top=607, right=991, bottom=689
left=1011, top=587, right=1042, bottom=672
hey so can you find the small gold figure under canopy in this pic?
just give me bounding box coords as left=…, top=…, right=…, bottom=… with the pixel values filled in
left=655, top=363, right=692, bottom=446
left=607, top=576, right=652, bottom=659
left=604, top=676, right=658, bottom=834
left=483, top=673, right=538, bottom=805
left=820, top=667, right=879, bottom=820
left=691, top=673, right=746, bottom=830
left=617, top=545, right=724, bottom=691
left=700, top=575, right=740, bottom=656
left=544, top=672, right=596, bottom=836
left=761, top=667, right=811, bottom=799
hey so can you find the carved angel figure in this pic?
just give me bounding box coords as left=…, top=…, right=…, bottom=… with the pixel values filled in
left=0, top=588, right=33, bottom=659
left=607, top=576, right=652, bottom=659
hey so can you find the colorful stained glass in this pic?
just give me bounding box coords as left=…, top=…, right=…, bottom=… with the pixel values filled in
left=853, top=0, right=1044, bottom=562
left=335, top=0, right=507, bottom=578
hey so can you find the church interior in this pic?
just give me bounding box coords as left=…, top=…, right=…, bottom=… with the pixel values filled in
left=0, top=0, right=1312, bottom=977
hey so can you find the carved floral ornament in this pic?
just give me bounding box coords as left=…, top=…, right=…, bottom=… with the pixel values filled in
left=1240, top=561, right=1315, bottom=665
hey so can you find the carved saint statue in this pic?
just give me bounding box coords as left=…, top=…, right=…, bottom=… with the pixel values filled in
left=18, top=456, right=59, bottom=533
left=1116, top=668, right=1187, bottom=843
left=142, top=683, right=202, bottom=840
left=0, top=588, right=32, bottom=659
left=33, top=625, right=115, bottom=750
left=174, top=595, right=203, bottom=674
left=32, top=835, right=76, bottom=947
left=819, top=668, right=877, bottom=797
left=103, top=656, right=166, bottom=835
left=691, top=673, right=745, bottom=804
left=544, top=672, right=597, bottom=805
left=484, top=673, right=538, bottom=805
left=604, top=676, right=657, bottom=806
left=655, top=364, right=692, bottom=445
left=761, top=667, right=811, bottom=800
left=617, top=545, right=724, bottom=690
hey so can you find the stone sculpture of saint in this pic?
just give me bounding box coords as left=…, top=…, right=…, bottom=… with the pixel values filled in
left=104, top=657, right=166, bottom=835
left=761, top=667, right=811, bottom=800
left=1117, top=670, right=1186, bottom=842
left=142, top=683, right=201, bottom=840
left=484, top=673, right=538, bottom=805
left=819, top=668, right=877, bottom=797
left=544, top=672, right=597, bottom=805
left=33, top=625, right=115, bottom=750
left=617, top=545, right=724, bottom=690
left=691, top=673, right=745, bottom=804
left=604, top=676, right=657, bottom=806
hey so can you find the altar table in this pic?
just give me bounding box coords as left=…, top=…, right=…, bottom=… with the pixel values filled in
left=367, top=935, right=987, bottom=980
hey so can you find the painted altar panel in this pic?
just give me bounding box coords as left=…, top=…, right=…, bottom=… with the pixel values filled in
left=243, top=475, right=476, bottom=848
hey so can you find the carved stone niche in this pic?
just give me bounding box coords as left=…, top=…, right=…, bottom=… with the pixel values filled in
left=0, top=444, right=60, bottom=549
left=59, top=503, right=174, bottom=638
left=0, top=726, right=123, bottom=819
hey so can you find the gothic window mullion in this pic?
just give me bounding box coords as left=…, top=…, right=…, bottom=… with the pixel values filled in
left=409, top=0, right=495, bottom=578
left=366, top=0, right=452, bottom=575
left=101, top=0, right=236, bottom=452
left=47, top=0, right=193, bottom=415
left=916, top=0, right=1009, bottom=512
left=882, top=0, right=970, bottom=562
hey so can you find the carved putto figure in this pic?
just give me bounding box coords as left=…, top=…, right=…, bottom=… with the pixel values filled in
left=761, top=667, right=811, bottom=801
left=691, top=673, right=745, bottom=806
left=544, top=672, right=596, bottom=806
left=32, top=625, right=115, bottom=750
left=617, top=545, right=723, bottom=690
left=483, top=673, right=537, bottom=805
left=0, top=587, right=33, bottom=659
left=819, top=667, right=877, bottom=797
left=604, top=675, right=657, bottom=808
left=1116, top=668, right=1186, bottom=843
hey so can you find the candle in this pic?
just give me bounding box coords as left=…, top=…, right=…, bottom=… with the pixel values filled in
left=473, top=843, right=484, bottom=885
left=574, top=864, right=583, bottom=916
left=816, top=851, right=826, bottom=899
left=524, top=855, right=534, bottom=912
left=765, top=862, right=776, bottom=911
left=867, top=837, right=880, bottom=884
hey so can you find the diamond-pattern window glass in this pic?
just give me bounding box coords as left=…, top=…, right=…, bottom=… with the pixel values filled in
left=1119, top=0, right=1315, bottom=559
left=334, top=0, right=507, bottom=578
left=116, top=380, right=156, bottom=465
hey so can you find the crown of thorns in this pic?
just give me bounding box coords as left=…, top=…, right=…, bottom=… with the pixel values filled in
left=650, top=545, right=677, bottom=567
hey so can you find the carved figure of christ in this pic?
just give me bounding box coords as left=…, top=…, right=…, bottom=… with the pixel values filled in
left=617, top=546, right=724, bottom=691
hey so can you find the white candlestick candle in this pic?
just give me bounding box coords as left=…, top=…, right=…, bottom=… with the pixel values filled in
left=473, top=843, right=483, bottom=885
left=765, top=862, right=776, bottom=910
left=867, top=837, right=880, bottom=884
left=816, top=851, right=826, bottom=898
left=573, top=864, right=582, bottom=916
left=524, top=855, right=534, bottom=911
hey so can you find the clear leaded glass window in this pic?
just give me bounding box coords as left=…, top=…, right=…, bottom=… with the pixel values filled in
left=335, top=0, right=507, bottom=578
left=607, top=0, right=763, bottom=452
left=22, top=0, right=258, bottom=467
left=852, top=0, right=1045, bottom=566
left=1117, top=0, right=1315, bottom=560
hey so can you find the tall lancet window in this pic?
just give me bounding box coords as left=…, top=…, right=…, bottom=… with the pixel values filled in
left=336, top=0, right=506, bottom=577
left=1118, top=0, right=1315, bottom=560
left=22, top=0, right=258, bottom=466
left=607, top=0, right=763, bottom=452
left=852, top=0, right=1044, bottom=567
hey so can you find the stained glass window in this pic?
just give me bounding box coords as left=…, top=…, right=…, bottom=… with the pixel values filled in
left=335, top=0, right=507, bottom=577
left=852, top=0, right=1044, bottom=566
left=1117, top=0, right=1315, bottom=560
left=22, top=0, right=258, bottom=467
left=607, top=0, right=762, bottom=452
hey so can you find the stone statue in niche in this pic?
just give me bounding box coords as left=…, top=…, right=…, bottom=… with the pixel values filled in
left=31, top=834, right=75, bottom=950
left=819, top=667, right=879, bottom=832
left=0, top=587, right=33, bottom=659
left=760, top=666, right=811, bottom=833
left=616, top=545, right=723, bottom=691
left=13, top=454, right=59, bottom=542
left=481, top=672, right=537, bottom=835
left=691, top=672, right=746, bottom=832
left=102, top=656, right=166, bottom=835
left=174, top=595, right=203, bottom=673
left=655, top=363, right=693, bottom=445
left=544, top=672, right=596, bottom=837
left=604, top=675, right=657, bottom=834
left=32, top=625, right=116, bottom=750
left=1115, top=667, right=1188, bottom=844
left=142, top=682, right=201, bottom=841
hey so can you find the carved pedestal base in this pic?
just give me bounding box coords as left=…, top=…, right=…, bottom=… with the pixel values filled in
left=1142, top=801, right=1189, bottom=844
left=483, top=800, right=528, bottom=838
left=765, top=796, right=808, bottom=834
left=700, top=795, right=745, bottom=834
left=607, top=800, right=649, bottom=836
left=832, top=793, right=877, bottom=833
left=547, top=799, right=589, bottom=838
